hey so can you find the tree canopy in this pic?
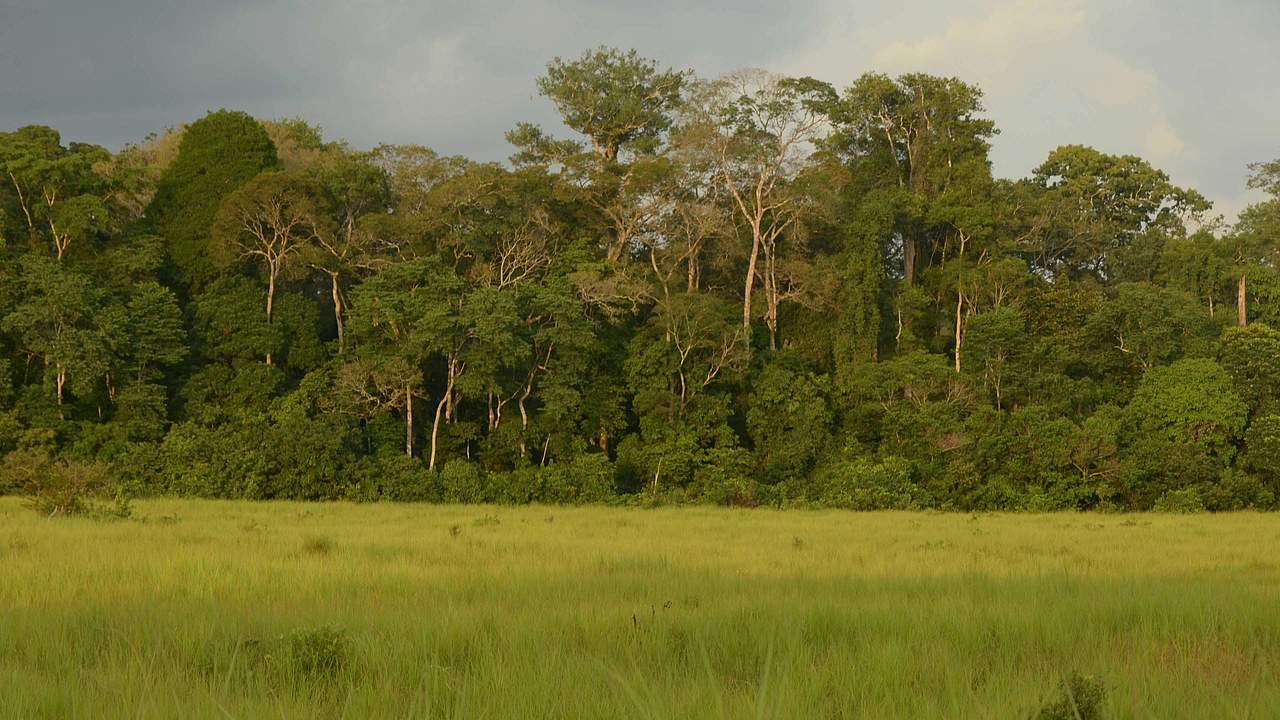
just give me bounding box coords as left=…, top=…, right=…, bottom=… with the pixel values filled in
left=2, top=48, right=1277, bottom=512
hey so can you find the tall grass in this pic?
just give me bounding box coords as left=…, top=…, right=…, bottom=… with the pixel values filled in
left=2, top=499, right=1278, bottom=718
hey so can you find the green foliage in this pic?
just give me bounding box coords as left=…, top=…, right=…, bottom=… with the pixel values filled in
left=1218, top=323, right=1280, bottom=414
left=1124, top=359, right=1246, bottom=454
left=1243, top=414, right=1280, bottom=485
left=1033, top=672, right=1106, bottom=720
left=1086, top=283, right=1215, bottom=379
left=147, top=110, right=280, bottom=289
left=541, top=453, right=616, bottom=504
left=3, top=53, right=1279, bottom=512
left=814, top=454, right=924, bottom=510
left=747, top=359, right=834, bottom=484
left=1, top=448, right=130, bottom=518
left=522, top=46, right=686, bottom=161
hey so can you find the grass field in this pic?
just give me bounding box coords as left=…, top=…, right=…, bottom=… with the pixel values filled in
left=2, top=499, right=1279, bottom=718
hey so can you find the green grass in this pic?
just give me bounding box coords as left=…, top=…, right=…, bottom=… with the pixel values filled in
left=2, top=499, right=1279, bottom=718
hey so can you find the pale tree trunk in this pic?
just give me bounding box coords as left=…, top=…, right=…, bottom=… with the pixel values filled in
left=952, top=229, right=969, bottom=374
left=1238, top=273, right=1248, bottom=327
left=8, top=171, right=34, bottom=232
left=430, top=394, right=447, bottom=471
left=429, top=362, right=456, bottom=471
left=265, top=272, right=276, bottom=366
left=743, top=224, right=761, bottom=330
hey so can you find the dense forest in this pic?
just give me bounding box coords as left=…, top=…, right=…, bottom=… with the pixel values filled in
left=3, top=47, right=1279, bottom=512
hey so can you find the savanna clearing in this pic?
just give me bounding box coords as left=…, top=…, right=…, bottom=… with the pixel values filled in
left=2, top=499, right=1278, bottom=718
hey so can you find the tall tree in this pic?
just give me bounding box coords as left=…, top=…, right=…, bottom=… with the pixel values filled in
left=147, top=110, right=280, bottom=290
left=822, top=73, right=997, bottom=289
left=677, top=71, right=832, bottom=343
left=1230, top=159, right=1280, bottom=326
left=211, top=171, right=333, bottom=365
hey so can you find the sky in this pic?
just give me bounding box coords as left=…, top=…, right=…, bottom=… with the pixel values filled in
left=2, top=0, right=1277, bottom=218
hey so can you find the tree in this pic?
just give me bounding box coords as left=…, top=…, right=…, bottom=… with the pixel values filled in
left=822, top=73, right=997, bottom=288
left=310, top=149, right=393, bottom=352
left=123, top=281, right=187, bottom=383
left=146, top=110, right=280, bottom=289
left=1125, top=358, right=1245, bottom=456
left=510, top=48, right=686, bottom=268
left=677, top=71, right=832, bottom=342
left=1, top=256, right=119, bottom=411
left=1218, top=323, right=1280, bottom=416
left=1085, top=283, right=1215, bottom=378
left=0, top=126, right=113, bottom=261
left=524, top=46, right=686, bottom=163
left=1228, top=162, right=1280, bottom=326
left=1018, top=145, right=1210, bottom=281
left=211, top=171, right=333, bottom=365
left=747, top=358, right=834, bottom=484
left=345, top=258, right=464, bottom=467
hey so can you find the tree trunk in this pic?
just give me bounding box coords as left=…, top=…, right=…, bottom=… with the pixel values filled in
left=764, top=249, right=778, bottom=350
left=954, top=290, right=964, bottom=374
left=430, top=363, right=456, bottom=472
left=430, top=394, right=446, bottom=471
left=404, top=381, right=414, bottom=457
left=265, top=272, right=276, bottom=366
left=903, top=236, right=916, bottom=288
left=743, top=226, right=761, bottom=329
left=1238, top=273, right=1248, bottom=327
left=330, top=272, right=345, bottom=354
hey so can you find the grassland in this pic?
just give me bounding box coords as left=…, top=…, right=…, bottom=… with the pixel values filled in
left=2, top=499, right=1279, bottom=718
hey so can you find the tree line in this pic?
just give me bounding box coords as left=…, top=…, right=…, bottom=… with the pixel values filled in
left=3, top=47, right=1279, bottom=511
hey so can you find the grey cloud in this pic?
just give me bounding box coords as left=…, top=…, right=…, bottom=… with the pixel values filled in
left=1, top=0, right=1276, bottom=215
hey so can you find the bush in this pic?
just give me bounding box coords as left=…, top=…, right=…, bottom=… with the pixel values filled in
left=0, top=449, right=131, bottom=519
left=440, top=459, right=485, bottom=503
left=486, top=467, right=541, bottom=505
left=817, top=455, right=926, bottom=510
left=1153, top=487, right=1205, bottom=513
left=1034, top=672, right=1106, bottom=720
left=541, top=453, right=616, bottom=504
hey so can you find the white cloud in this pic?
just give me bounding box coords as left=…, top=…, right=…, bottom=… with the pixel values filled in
left=773, top=0, right=1273, bottom=217
left=1145, top=120, right=1185, bottom=162
left=872, top=0, right=1086, bottom=73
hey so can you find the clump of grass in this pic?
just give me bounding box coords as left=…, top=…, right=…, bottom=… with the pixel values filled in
left=472, top=514, right=500, bottom=527
left=792, top=536, right=806, bottom=551
left=301, top=534, right=334, bottom=556
left=209, top=627, right=349, bottom=690
left=285, top=626, right=347, bottom=679
left=449, top=524, right=462, bottom=538
left=1034, top=672, right=1106, bottom=720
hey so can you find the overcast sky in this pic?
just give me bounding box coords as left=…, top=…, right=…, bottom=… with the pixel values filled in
left=2, top=0, right=1276, bottom=217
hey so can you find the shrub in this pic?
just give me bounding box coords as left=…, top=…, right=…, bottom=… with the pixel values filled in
left=0, top=449, right=131, bottom=519
left=1153, top=487, right=1205, bottom=513
left=541, top=453, right=616, bottom=504
left=440, top=459, right=485, bottom=503
left=284, top=626, right=347, bottom=681
left=818, top=455, right=926, bottom=510
left=486, top=467, right=541, bottom=505
left=1034, top=672, right=1106, bottom=720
